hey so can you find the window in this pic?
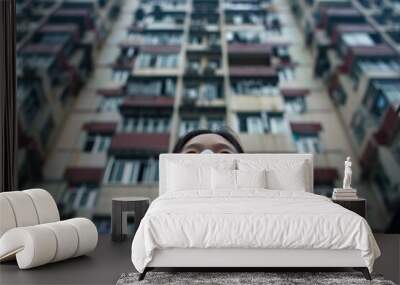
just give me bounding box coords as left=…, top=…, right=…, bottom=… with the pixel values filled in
left=358, top=59, right=400, bottom=74
left=138, top=53, right=178, bottom=68
left=370, top=94, right=389, bottom=120
left=203, top=83, right=219, bottom=100
left=98, top=97, right=123, bottom=111
left=119, top=47, right=136, bottom=60
left=275, top=46, right=290, bottom=59
left=105, top=157, right=158, bottom=184
left=231, top=80, right=279, bottom=96
left=179, top=118, right=199, bottom=135
left=62, top=184, right=98, bottom=210
left=112, top=70, right=129, bottom=82
left=237, top=112, right=286, bottom=134
left=284, top=97, right=306, bottom=113
left=226, top=31, right=261, bottom=44
left=238, top=113, right=263, bottom=134
left=269, top=115, right=286, bottom=134
left=342, top=32, right=375, bottom=46
left=127, top=78, right=176, bottom=97
left=278, top=67, right=295, bottom=82
left=189, top=34, right=202, bottom=45
left=121, top=117, right=170, bottom=133
left=207, top=58, right=220, bottom=70
left=364, top=80, right=400, bottom=121
left=207, top=117, right=225, bottom=131
left=186, top=59, right=201, bottom=74
left=351, top=109, right=368, bottom=143
left=294, top=134, right=322, bottom=153
left=158, top=54, right=178, bottom=68
left=83, top=134, right=111, bottom=153
left=184, top=84, right=200, bottom=100
left=143, top=33, right=182, bottom=45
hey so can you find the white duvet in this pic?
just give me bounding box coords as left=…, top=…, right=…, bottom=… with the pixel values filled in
left=131, top=190, right=380, bottom=273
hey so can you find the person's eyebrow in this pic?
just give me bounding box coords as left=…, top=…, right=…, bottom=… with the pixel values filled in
left=212, top=143, right=236, bottom=151
left=182, top=143, right=204, bottom=150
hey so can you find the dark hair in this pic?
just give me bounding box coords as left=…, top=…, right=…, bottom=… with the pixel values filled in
left=172, top=128, right=244, bottom=153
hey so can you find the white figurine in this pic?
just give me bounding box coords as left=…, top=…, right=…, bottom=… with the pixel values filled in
left=343, top=156, right=352, bottom=189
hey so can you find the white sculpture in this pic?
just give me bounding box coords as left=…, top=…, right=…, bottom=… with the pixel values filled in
left=343, top=156, right=352, bottom=189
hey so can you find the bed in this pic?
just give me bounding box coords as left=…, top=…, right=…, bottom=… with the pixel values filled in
left=131, top=154, right=380, bottom=280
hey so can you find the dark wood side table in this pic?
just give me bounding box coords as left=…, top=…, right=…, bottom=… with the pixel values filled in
left=331, top=198, right=366, bottom=218
left=112, top=197, right=150, bottom=242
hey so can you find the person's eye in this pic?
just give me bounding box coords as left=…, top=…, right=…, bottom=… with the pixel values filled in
left=219, top=150, right=233, bottom=154
left=185, top=150, right=198, bottom=154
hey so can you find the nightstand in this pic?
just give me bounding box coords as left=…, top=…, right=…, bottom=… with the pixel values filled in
left=111, top=197, right=150, bottom=242
left=331, top=198, right=366, bottom=218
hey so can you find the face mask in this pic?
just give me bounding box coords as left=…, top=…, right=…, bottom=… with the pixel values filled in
left=200, top=149, right=214, bottom=154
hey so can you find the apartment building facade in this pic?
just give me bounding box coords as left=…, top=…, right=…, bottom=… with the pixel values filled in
left=16, top=0, right=122, bottom=188
left=290, top=0, right=400, bottom=231
left=19, top=0, right=388, bottom=233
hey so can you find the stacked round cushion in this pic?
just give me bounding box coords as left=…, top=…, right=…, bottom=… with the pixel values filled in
left=0, top=189, right=98, bottom=269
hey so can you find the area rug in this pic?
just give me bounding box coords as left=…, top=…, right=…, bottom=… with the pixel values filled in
left=116, top=271, right=395, bottom=285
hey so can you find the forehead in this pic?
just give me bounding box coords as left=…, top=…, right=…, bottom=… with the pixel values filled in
left=184, top=134, right=234, bottom=148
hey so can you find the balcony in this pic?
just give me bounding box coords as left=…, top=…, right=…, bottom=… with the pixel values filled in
left=228, top=43, right=272, bottom=55
left=319, top=8, right=365, bottom=33
left=83, top=121, right=118, bottom=134
left=119, top=96, right=175, bottom=116
left=39, top=23, right=81, bottom=43
left=51, top=8, right=94, bottom=31
left=110, top=133, right=170, bottom=154
left=340, top=44, right=397, bottom=73
left=64, top=166, right=104, bottom=186
left=330, top=24, right=376, bottom=45
left=230, top=67, right=278, bottom=85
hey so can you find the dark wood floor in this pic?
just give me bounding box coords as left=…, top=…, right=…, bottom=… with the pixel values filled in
left=1, top=234, right=399, bottom=285
left=0, top=235, right=134, bottom=285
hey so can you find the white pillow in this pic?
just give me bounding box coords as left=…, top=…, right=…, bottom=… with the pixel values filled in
left=236, top=169, right=267, bottom=189
left=211, top=168, right=236, bottom=190
left=167, top=162, right=211, bottom=191
left=165, top=159, right=236, bottom=193
left=238, top=159, right=308, bottom=191
left=211, top=168, right=267, bottom=191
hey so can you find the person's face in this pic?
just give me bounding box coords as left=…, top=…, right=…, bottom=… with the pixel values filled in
left=180, top=134, right=239, bottom=154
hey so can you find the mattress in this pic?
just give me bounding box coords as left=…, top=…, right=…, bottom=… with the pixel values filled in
left=131, top=190, right=380, bottom=273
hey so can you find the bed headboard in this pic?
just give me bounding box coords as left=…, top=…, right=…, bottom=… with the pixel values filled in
left=159, top=153, right=314, bottom=195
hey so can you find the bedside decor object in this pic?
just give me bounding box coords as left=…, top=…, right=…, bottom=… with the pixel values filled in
left=332, top=157, right=358, bottom=200
left=331, top=198, right=366, bottom=218
left=0, top=189, right=98, bottom=269
left=112, top=197, right=150, bottom=242
left=343, top=156, right=352, bottom=189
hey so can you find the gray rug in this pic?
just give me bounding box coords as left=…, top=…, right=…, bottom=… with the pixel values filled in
left=116, top=271, right=396, bottom=285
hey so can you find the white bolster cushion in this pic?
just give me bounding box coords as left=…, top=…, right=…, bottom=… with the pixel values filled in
left=23, top=189, right=60, bottom=224
left=1, top=191, right=39, bottom=227
left=0, top=226, right=57, bottom=269
left=0, top=218, right=98, bottom=269
left=0, top=196, right=17, bottom=237
left=65, top=218, right=98, bottom=257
